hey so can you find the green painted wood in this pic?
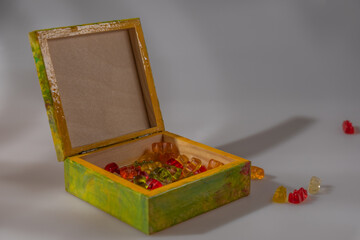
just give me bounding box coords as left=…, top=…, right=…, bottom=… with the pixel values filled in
left=148, top=162, right=250, bottom=233
left=29, top=31, right=65, bottom=161
left=64, top=158, right=250, bottom=234
left=64, top=158, right=150, bottom=234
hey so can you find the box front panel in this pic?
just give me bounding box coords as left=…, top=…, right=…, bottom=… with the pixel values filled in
left=148, top=161, right=250, bottom=233
left=64, top=158, right=150, bottom=234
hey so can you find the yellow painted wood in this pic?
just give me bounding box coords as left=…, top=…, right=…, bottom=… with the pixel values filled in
left=30, top=18, right=164, bottom=161
left=65, top=147, right=250, bottom=234
left=31, top=18, right=251, bottom=234
left=72, top=130, right=250, bottom=197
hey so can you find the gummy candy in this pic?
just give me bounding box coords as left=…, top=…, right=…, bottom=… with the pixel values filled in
left=272, top=186, right=287, bottom=203
left=105, top=142, right=228, bottom=190
left=166, top=165, right=183, bottom=181
left=152, top=142, right=179, bottom=163
left=166, top=158, right=183, bottom=169
left=207, top=159, right=224, bottom=170
left=147, top=178, right=163, bottom=190
left=133, top=175, right=148, bottom=188
left=194, top=165, right=207, bottom=175
left=183, top=157, right=202, bottom=176
left=137, top=150, right=157, bottom=163
left=176, top=154, right=190, bottom=166
left=140, top=161, right=163, bottom=174
left=118, top=166, right=138, bottom=180
left=188, top=158, right=202, bottom=172
left=343, top=120, right=355, bottom=134
left=104, top=162, right=119, bottom=173
left=251, top=166, right=264, bottom=180
left=150, top=167, right=173, bottom=184
left=137, top=170, right=149, bottom=180
left=308, top=176, right=321, bottom=194
left=288, top=187, right=308, bottom=204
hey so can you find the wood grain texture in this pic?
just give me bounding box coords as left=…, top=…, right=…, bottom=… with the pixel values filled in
left=29, top=19, right=164, bottom=161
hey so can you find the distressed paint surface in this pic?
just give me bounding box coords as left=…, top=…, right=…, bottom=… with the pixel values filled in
left=148, top=162, right=250, bottom=233
left=65, top=156, right=250, bottom=234
left=64, top=158, right=150, bottom=234
left=29, top=31, right=65, bottom=161
left=30, top=19, right=252, bottom=235
left=29, top=19, right=165, bottom=161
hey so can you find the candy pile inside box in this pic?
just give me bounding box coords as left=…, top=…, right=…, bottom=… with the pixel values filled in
left=104, top=142, right=224, bottom=190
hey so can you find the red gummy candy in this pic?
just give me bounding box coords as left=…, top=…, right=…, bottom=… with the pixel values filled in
left=166, top=158, right=183, bottom=169
left=146, top=178, right=163, bottom=190
left=194, top=165, right=207, bottom=175
left=343, top=120, right=355, bottom=134
left=288, top=187, right=308, bottom=204
left=104, top=162, right=119, bottom=173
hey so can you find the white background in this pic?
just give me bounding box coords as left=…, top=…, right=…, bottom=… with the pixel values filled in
left=1, top=1, right=360, bottom=239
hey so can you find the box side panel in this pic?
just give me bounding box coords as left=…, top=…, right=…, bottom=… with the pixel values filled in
left=64, top=158, right=149, bottom=234
left=148, top=161, right=250, bottom=233
left=29, top=31, right=65, bottom=161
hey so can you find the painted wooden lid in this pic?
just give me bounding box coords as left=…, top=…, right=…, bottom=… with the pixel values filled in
left=29, top=19, right=164, bottom=161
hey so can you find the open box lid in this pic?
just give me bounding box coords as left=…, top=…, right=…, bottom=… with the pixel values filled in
left=29, top=19, right=164, bottom=161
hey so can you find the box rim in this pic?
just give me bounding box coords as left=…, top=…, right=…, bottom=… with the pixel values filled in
left=70, top=130, right=250, bottom=197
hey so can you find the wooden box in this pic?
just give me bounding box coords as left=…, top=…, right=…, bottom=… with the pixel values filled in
left=29, top=19, right=250, bottom=234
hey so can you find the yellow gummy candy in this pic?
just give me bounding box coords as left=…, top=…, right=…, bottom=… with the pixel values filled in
left=272, top=186, right=287, bottom=203
left=137, top=150, right=156, bottom=163
left=308, top=176, right=321, bottom=194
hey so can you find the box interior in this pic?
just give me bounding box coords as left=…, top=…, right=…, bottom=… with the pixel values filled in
left=82, top=132, right=236, bottom=171
left=46, top=28, right=157, bottom=148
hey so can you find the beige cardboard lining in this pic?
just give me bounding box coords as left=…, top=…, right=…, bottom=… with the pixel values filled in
left=47, top=29, right=156, bottom=148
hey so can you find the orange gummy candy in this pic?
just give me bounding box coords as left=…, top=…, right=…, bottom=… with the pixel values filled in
left=207, top=159, right=224, bottom=170
left=251, top=166, right=264, bottom=180
left=182, top=157, right=202, bottom=177
left=119, top=166, right=138, bottom=180
left=152, top=142, right=179, bottom=163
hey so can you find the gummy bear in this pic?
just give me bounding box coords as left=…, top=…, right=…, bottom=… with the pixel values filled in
left=288, top=187, right=308, bottom=204
left=343, top=120, right=355, bottom=134
left=272, top=186, right=287, bottom=203
left=166, top=165, right=183, bottom=181
left=118, top=166, right=138, bottom=180
left=152, top=142, right=180, bottom=163
left=140, top=161, right=163, bottom=174
left=176, top=154, right=190, bottom=166
left=194, top=165, right=207, bottom=175
left=133, top=175, right=148, bottom=188
left=150, top=167, right=173, bottom=184
left=147, top=178, right=163, bottom=190
left=183, top=157, right=202, bottom=177
left=166, top=158, right=183, bottom=169
left=251, top=166, right=264, bottom=180
left=308, top=176, right=321, bottom=194
left=104, top=162, right=119, bottom=173
left=137, top=169, right=150, bottom=180
left=137, top=150, right=157, bottom=163
left=207, top=159, right=224, bottom=170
